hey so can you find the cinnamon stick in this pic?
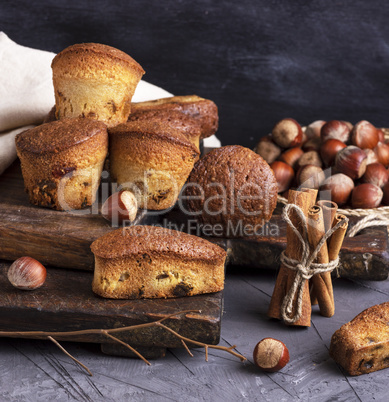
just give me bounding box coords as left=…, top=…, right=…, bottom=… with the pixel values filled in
left=328, top=213, right=349, bottom=262
left=307, top=205, right=334, bottom=317
left=268, top=189, right=317, bottom=326
left=310, top=200, right=337, bottom=305
left=316, top=200, right=338, bottom=234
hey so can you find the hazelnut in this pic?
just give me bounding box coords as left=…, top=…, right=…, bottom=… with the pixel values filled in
left=320, top=139, right=347, bottom=167
left=270, top=161, right=295, bottom=193
left=101, top=191, right=138, bottom=225
left=305, top=120, right=326, bottom=139
left=302, top=137, right=321, bottom=152
left=342, top=121, right=354, bottom=131
left=296, top=164, right=325, bottom=189
left=320, top=173, right=354, bottom=206
left=7, top=257, right=47, bottom=290
left=296, top=150, right=323, bottom=169
left=321, top=120, right=351, bottom=143
left=253, top=338, right=290, bottom=372
left=271, top=118, right=303, bottom=148
left=254, top=136, right=282, bottom=164
left=351, top=183, right=383, bottom=209
left=335, top=146, right=367, bottom=179
left=279, top=147, right=304, bottom=169
left=364, top=148, right=379, bottom=165
left=351, top=120, right=379, bottom=150
left=361, top=163, right=389, bottom=188
left=374, top=142, right=389, bottom=167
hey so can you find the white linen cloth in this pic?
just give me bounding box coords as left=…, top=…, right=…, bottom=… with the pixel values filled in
left=0, top=32, right=220, bottom=175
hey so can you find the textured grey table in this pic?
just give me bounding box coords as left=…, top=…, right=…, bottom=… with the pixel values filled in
left=0, top=267, right=388, bottom=402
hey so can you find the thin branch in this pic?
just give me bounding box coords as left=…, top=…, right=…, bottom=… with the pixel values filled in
left=0, top=310, right=201, bottom=340
left=0, top=309, right=247, bottom=376
left=47, top=336, right=93, bottom=377
left=156, top=322, right=247, bottom=362
left=181, top=339, right=193, bottom=357
left=102, top=331, right=151, bottom=366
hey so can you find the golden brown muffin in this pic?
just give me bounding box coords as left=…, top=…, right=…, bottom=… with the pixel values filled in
left=131, top=95, right=218, bottom=139
left=128, top=109, right=202, bottom=149
left=91, top=225, right=226, bottom=299
left=108, top=120, right=200, bottom=210
left=329, top=302, right=389, bottom=375
left=15, top=118, right=108, bottom=210
left=51, top=43, right=145, bottom=127
left=184, top=145, right=278, bottom=237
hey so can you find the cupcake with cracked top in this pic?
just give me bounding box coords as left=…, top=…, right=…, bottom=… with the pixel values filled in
left=108, top=120, right=200, bottom=210
left=128, top=109, right=202, bottom=149
left=15, top=118, right=108, bottom=210
left=51, top=43, right=145, bottom=127
left=131, top=95, right=218, bottom=139
left=184, top=145, right=278, bottom=237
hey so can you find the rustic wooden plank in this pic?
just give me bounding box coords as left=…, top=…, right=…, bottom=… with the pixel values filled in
left=0, top=261, right=222, bottom=352
left=225, top=218, right=389, bottom=280
left=1, top=161, right=388, bottom=279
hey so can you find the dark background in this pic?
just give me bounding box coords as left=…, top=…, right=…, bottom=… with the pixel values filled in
left=2, top=0, right=389, bottom=148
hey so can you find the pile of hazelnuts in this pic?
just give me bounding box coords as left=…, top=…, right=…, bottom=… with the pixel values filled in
left=254, top=118, right=389, bottom=209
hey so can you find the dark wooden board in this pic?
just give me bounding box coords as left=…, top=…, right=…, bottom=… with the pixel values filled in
left=1, top=161, right=388, bottom=280
left=0, top=261, right=222, bottom=358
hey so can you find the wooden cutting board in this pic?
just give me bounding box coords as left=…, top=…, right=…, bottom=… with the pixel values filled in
left=0, top=261, right=222, bottom=358
left=0, top=161, right=388, bottom=280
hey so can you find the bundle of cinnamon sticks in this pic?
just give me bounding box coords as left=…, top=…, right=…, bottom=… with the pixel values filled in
left=268, top=188, right=349, bottom=327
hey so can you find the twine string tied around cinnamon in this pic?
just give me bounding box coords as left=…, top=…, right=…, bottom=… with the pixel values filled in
left=279, top=203, right=348, bottom=324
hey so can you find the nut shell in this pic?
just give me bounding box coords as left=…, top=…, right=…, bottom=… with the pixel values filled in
left=279, top=147, right=304, bottom=169
left=374, top=142, right=389, bottom=167
left=296, top=150, right=323, bottom=169
left=271, top=161, right=295, bottom=193
left=320, top=139, right=346, bottom=167
left=320, top=173, right=354, bottom=206
left=254, top=136, right=282, bottom=164
left=305, top=120, right=326, bottom=139
left=361, top=163, right=389, bottom=188
left=271, top=118, right=303, bottom=148
left=101, top=191, right=138, bottom=225
left=335, top=146, right=367, bottom=179
left=351, top=183, right=383, bottom=209
left=253, top=338, right=290, bottom=372
left=321, top=120, right=351, bottom=143
left=351, top=120, right=379, bottom=150
left=7, top=257, right=47, bottom=290
left=296, top=164, right=325, bottom=189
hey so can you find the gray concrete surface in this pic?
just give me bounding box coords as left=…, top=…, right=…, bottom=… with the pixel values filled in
left=0, top=268, right=388, bottom=401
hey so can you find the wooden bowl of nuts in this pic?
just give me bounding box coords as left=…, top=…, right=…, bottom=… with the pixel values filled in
left=254, top=118, right=389, bottom=217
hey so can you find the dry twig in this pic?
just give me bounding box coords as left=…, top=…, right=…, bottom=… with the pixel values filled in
left=0, top=310, right=246, bottom=375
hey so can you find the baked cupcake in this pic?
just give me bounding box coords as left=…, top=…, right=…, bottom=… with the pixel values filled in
left=91, top=225, right=226, bottom=299
left=128, top=109, right=201, bottom=149
left=184, top=145, right=278, bottom=237
left=108, top=120, right=199, bottom=210
left=131, top=95, right=218, bottom=139
left=51, top=43, right=145, bottom=127
left=15, top=118, right=108, bottom=210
